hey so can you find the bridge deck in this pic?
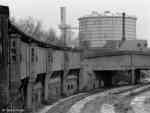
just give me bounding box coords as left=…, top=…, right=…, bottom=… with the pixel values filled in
left=84, top=49, right=150, bottom=70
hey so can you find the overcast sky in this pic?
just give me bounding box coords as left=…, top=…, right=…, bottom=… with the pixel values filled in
left=1, top=0, right=150, bottom=43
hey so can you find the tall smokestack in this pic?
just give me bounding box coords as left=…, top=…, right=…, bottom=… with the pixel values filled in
left=60, top=6, right=68, bottom=96
left=60, top=6, right=67, bottom=45
left=60, top=7, right=66, bottom=26
left=122, top=12, right=126, bottom=41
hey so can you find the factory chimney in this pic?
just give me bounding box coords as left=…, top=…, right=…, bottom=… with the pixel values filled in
left=60, top=6, right=68, bottom=96
left=60, top=6, right=67, bottom=45
left=60, top=7, right=66, bottom=26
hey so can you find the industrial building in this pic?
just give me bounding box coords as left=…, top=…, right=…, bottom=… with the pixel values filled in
left=0, top=5, right=150, bottom=112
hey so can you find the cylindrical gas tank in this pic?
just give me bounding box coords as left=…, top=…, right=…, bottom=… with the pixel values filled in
left=79, top=11, right=136, bottom=48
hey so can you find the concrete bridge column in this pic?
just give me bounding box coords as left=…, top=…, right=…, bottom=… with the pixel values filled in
left=44, top=72, right=53, bottom=101
left=131, top=69, right=135, bottom=84
left=79, top=67, right=87, bottom=91
left=76, top=70, right=80, bottom=92
left=26, top=80, right=34, bottom=111
left=26, top=72, right=37, bottom=110
left=135, top=69, right=141, bottom=84
left=61, top=70, right=69, bottom=96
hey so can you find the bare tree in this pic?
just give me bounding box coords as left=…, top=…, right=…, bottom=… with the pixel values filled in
left=11, top=17, right=46, bottom=41
left=45, top=28, right=57, bottom=43
left=10, top=17, right=64, bottom=44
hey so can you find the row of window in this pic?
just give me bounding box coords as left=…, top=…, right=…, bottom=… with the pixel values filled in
left=10, top=40, right=39, bottom=63
left=10, top=47, right=53, bottom=64
left=10, top=40, right=73, bottom=65
left=10, top=40, right=17, bottom=62
left=31, top=48, right=38, bottom=63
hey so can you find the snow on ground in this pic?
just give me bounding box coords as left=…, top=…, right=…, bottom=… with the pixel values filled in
left=131, top=91, right=150, bottom=113
left=68, top=86, right=133, bottom=113
left=101, top=104, right=115, bottom=113
left=35, top=93, right=86, bottom=113
left=36, top=85, right=150, bottom=113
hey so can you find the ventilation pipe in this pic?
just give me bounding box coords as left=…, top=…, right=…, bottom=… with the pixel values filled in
left=122, top=12, right=126, bottom=41
left=119, top=12, right=126, bottom=48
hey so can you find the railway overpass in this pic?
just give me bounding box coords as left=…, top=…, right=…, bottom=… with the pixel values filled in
left=82, top=49, right=150, bottom=85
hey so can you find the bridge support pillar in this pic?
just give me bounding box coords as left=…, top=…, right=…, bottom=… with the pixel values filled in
left=131, top=69, right=135, bottom=84
left=77, top=70, right=80, bottom=92
left=44, top=74, right=49, bottom=101
left=44, top=72, right=53, bottom=101
left=26, top=81, right=33, bottom=111
left=135, top=69, right=141, bottom=84
left=61, top=70, right=69, bottom=96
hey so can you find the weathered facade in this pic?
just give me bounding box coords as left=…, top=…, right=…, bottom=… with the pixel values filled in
left=1, top=5, right=150, bottom=113
left=82, top=49, right=150, bottom=86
